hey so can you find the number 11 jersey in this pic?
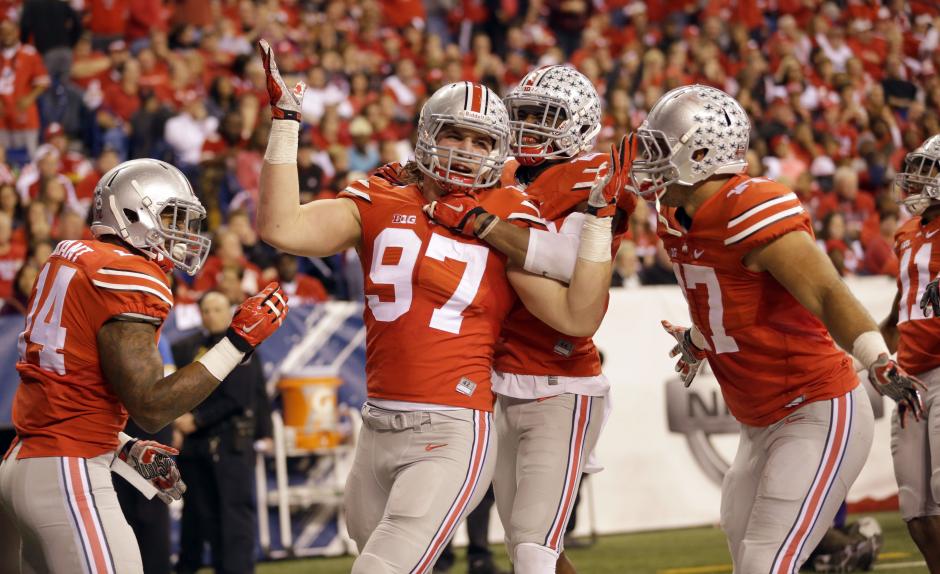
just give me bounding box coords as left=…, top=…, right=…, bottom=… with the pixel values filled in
left=340, top=178, right=543, bottom=412
left=657, top=175, right=856, bottom=426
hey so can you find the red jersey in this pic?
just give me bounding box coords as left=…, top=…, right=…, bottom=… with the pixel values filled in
left=0, top=44, right=49, bottom=130
left=339, top=177, right=543, bottom=411
left=658, top=175, right=856, bottom=426
left=12, top=240, right=172, bottom=459
left=893, top=216, right=940, bottom=375
left=495, top=153, right=636, bottom=377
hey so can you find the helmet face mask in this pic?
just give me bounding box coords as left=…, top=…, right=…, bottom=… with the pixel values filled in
left=504, top=65, right=601, bottom=166
left=631, top=85, right=750, bottom=201
left=895, top=134, right=940, bottom=215
left=91, top=159, right=211, bottom=275
left=415, top=82, right=510, bottom=193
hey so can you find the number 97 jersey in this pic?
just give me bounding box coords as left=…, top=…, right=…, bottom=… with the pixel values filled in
left=340, top=177, right=544, bottom=412
left=657, top=175, right=857, bottom=427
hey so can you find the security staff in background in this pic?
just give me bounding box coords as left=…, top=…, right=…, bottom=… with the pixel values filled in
left=172, top=291, right=266, bottom=574
left=114, top=335, right=177, bottom=574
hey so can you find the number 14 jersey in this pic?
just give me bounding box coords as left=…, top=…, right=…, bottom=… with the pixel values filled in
left=657, top=175, right=856, bottom=426
left=340, top=178, right=543, bottom=412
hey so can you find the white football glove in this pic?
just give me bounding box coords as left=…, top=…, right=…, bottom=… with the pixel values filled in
left=258, top=39, right=306, bottom=123
left=115, top=432, right=186, bottom=505
left=662, top=320, right=707, bottom=387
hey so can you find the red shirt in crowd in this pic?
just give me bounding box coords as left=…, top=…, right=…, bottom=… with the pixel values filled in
left=0, top=43, right=49, bottom=131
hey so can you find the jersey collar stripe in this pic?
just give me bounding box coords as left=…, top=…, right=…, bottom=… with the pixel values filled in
left=98, top=268, right=172, bottom=298
left=412, top=411, right=491, bottom=573
left=544, top=395, right=593, bottom=551
left=770, top=392, right=852, bottom=573
left=727, top=192, right=800, bottom=228
left=91, top=279, right=174, bottom=306
left=724, top=206, right=804, bottom=246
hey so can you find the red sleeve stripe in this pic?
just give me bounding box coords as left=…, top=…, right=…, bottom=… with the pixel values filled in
left=91, top=279, right=173, bottom=306
left=97, top=268, right=172, bottom=299
left=724, top=205, right=804, bottom=246
left=520, top=199, right=539, bottom=212
left=339, top=187, right=371, bottom=203
left=727, top=192, right=800, bottom=228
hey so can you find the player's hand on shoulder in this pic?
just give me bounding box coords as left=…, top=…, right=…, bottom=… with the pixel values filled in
left=227, top=282, right=289, bottom=352
left=258, top=39, right=306, bottom=123
left=587, top=134, right=634, bottom=218
left=661, top=320, right=707, bottom=387
left=373, top=162, right=406, bottom=186
left=868, top=354, right=927, bottom=428
left=423, top=192, right=492, bottom=237
left=920, top=278, right=940, bottom=318
left=117, top=435, right=186, bottom=505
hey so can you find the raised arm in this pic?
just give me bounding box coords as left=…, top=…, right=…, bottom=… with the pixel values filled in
left=101, top=284, right=288, bottom=433
left=256, top=39, right=361, bottom=258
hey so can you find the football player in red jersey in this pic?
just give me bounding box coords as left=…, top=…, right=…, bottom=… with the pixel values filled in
left=427, top=65, right=634, bottom=574
left=880, top=133, right=940, bottom=572
left=629, top=85, right=924, bottom=573
left=256, top=41, right=623, bottom=574
left=0, top=159, right=288, bottom=573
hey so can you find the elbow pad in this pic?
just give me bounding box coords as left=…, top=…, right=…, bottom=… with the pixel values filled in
left=523, top=226, right=581, bottom=283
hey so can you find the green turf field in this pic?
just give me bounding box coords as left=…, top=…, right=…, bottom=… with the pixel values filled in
left=246, top=511, right=928, bottom=573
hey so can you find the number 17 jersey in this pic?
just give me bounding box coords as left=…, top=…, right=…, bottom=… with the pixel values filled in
left=657, top=175, right=857, bottom=426
left=340, top=178, right=543, bottom=412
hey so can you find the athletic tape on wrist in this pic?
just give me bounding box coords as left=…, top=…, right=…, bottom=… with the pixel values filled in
left=851, top=331, right=889, bottom=370
left=264, top=120, right=300, bottom=164
left=577, top=215, right=613, bottom=262
left=197, top=337, right=246, bottom=381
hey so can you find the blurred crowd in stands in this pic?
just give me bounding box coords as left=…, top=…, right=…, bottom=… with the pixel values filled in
left=0, top=0, right=938, bottom=313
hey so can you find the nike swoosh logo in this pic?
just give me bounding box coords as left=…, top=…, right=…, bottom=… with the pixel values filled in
left=425, top=443, right=448, bottom=451
left=927, top=230, right=939, bottom=238
left=242, top=318, right=264, bottom=333
left=443, top=203, right=465, bottom=213
left=693, top=249, right=704, bottom=258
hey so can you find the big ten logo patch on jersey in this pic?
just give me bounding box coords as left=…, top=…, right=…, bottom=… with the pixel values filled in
left=664, top=365, right=885, bottom=487
left=392, top=214, right=417, bottom=225
left=553, top=338, right=574, bottom=357
left=456, top=377, right=477, bottom=397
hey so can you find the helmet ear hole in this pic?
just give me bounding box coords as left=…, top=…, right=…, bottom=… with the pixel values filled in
left=123, top=208, right=139, bottom=223
left=692, top=148, right=709, bottom=162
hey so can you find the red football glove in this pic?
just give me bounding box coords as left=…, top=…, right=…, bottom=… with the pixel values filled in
left=227, top=282, right=289, bottom=352
left=868, top=354, right=927, bottom=428
left=373, top=161, right=405, bottom=185
left=587, top=134, right=635, bottom=218
left=423, top=193, right=492, bottom=237
left=662, top=320, right=707, bottom=387
left=258, top=39, right=305, bottom=123
left=117, top=436, right=185, bottom=505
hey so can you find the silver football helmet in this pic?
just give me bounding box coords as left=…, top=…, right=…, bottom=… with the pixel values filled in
left=414, top=81, right=510, bottom=192
left=895, top=134, right=940, bottom=215
left=631, top=85, right=750, bottom=200
left=504, top=65, right=602, bottom=165
left=90, top=159, right=211, bottom=275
